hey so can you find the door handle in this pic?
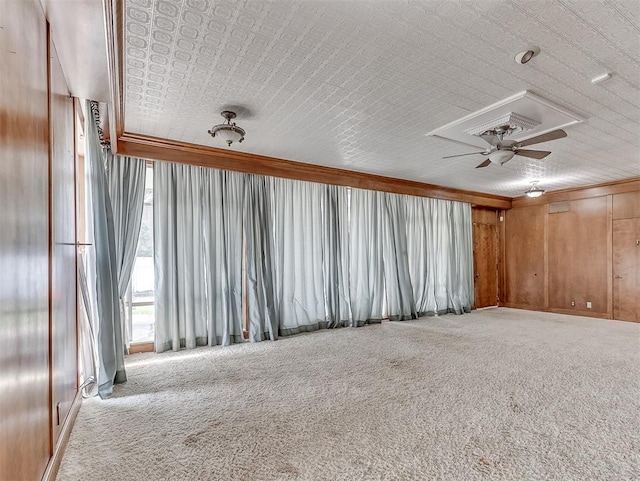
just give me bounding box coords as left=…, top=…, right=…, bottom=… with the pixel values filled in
left=615, top=275, right=623, bottom=279
left=475, top=273, right=480, bottom=278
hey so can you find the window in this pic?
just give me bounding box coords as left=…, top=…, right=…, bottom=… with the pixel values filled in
left=127, top=165, right=154, bottom=344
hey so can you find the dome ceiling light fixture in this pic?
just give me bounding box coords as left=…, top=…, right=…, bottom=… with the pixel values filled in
left=525, top=181, right=545, bottom=198
left=208, top=110, right=245, bottom=147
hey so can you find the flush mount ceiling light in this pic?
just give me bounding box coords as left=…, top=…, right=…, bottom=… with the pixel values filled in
left=525, top=181, right=545, bottom=198
left=207, top=110, right=245, bottom=147
left=514, top=47, right=540, bottom=64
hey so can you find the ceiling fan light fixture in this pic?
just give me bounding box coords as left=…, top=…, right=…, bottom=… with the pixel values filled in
left=208, top=110, right=246, bottom=147
left=514, top=47, right=540, bottom=64
left=525, top=181, right=545, bottom=198
left=488, top=150, right=515, bottom=165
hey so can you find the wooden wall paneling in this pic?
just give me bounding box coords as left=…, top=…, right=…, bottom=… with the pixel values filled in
left=498, top=211, right=506, bottom=305
left=49, top=36, right=78, bottom=446
left=613, top=218, right=640, bottom=322
left=547, top=196, right=609, bottom=315
left=511, top=177, right=640, bottom=208
left=118, top=134, right=512, bottom=209
left=0, top=1, right=52, bottom=480
left=472, top=208, right=499, bottom=308
left=472, top=207, right=498, bottom=225
left=503, top=205, right=547, bottom=308
left=612, top=191, right=640, bottom=220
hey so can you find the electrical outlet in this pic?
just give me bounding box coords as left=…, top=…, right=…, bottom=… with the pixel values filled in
left=587, top=301, right=592, bottom=309
left=571, top=301, right=575, bottom=307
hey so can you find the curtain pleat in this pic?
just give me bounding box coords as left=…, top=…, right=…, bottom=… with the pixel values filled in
left=348, top=189, right=384, bottom=326
left=154, top=162, right=208, bottom=352
left=84, top=100, right=126, bottom=398
left=322, top=185, right=351, bottom=327
left=202, top=169, right=245, bottom=346
left=381, top=192, right=417, bottom=321
left=244, top=175, right=278, bottom=342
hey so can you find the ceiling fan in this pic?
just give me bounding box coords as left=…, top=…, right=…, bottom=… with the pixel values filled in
left=443, top=126, right=567, bottom=168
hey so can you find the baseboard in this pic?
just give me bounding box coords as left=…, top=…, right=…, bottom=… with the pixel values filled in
left=500, top=303, right=613, bottom=320
left=42, top=390, right=82, bottom=481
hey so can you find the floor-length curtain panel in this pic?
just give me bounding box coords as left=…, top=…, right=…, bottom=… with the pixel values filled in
left=271, top=178, right=326, bottom=335
left=381, top=192, right=417, bottom=321
left=406, top=196, right=438, bottom=315
left=202, top=169, right=245, bottom=346
left=153, top=162, right=207, bottom=352
left=85, top=100, right=126, bottom=398
left=406, top=196, right=473, bottom=316
left=349, top=188, right=384, bottom=326
left=244, top=175, right=277, bottom=342
left=104, top=154, right=146, bottom=346
left=322, top=185, right=351, bottom=327
left=448, top=202, right=474, bottom=313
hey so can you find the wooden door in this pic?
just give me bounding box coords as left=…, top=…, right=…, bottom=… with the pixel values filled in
left=473, top=223, right=498, bottom=308
left=613, top=218, right=640, bottom=322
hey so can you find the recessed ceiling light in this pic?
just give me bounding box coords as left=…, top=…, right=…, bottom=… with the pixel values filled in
left=514, top=47, right=540, bottom=64
left=591, top=73, right=611, bottom=84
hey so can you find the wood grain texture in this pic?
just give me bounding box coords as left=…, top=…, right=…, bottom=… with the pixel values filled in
left=547, top=196, right=609, bottom=315
left=503, top=205, right=546, bottom=308
left=613, top=218, right=640, bottom=322
left=118, top=134, right=512, bottom=208
left=472, top=207, right=498, bottom=225
left=0, top=1, right=51, bottom=480
left=612, top=191, right=640, bottom=220
left=512, top=177, right=640, bottom=208
left=473, top=223, right=498, bottom=308
left=49, top=37, right=78, bottom=447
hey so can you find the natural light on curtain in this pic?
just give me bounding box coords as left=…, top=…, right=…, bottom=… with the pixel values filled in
left=151, top=161, right=473, bottom=353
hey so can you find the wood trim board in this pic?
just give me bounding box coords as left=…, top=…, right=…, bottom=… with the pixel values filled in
left=512, top=177, right=640, bottom=208
left=117, top=133, right=512, bottom=208
left=41, top=391, right=82, bottom=481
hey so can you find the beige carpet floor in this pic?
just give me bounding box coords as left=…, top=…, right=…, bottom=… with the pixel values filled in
left=57, top=308, right=640, bottom=481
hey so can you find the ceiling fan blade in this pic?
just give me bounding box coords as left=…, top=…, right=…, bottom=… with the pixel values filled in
left=516, top=129, right=567, bottom=148
left=442, top=151, right=487, bottom=159
left=515, top=149, right=552, bottom=159
left=480, top=134, right=499, bottom=146
left=475, top=159, right=492, bottom=169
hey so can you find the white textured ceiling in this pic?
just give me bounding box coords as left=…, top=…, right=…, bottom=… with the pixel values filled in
left=123, top=0, right=640, bottom=197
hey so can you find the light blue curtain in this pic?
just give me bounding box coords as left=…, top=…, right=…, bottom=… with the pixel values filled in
left=153, top=162, right=208, bottom=352
left=322, top=185, right=351, bottom=327
left=85, top=100, right=126, bottom=398
left=406, top=196, right=473, bottom=315
left=202, top=168, right=245, bottom=346
left=348, top=189, right=385, bottom=326
left=381, top=192, right=417, bottom=321
left=244, top=175, right=277, bottom=342
left=104, top=154, right=146, bottom=346
left=271, top=178, right=327, bottom=335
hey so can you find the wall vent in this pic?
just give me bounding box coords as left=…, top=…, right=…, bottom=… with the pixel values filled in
left=549, top=201, right=570, bottom=214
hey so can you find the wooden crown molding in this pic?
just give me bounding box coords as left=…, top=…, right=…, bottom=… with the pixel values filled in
left=117, top=133, right=512, bottom=209
left=511, top=177, right=640, bottom=208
